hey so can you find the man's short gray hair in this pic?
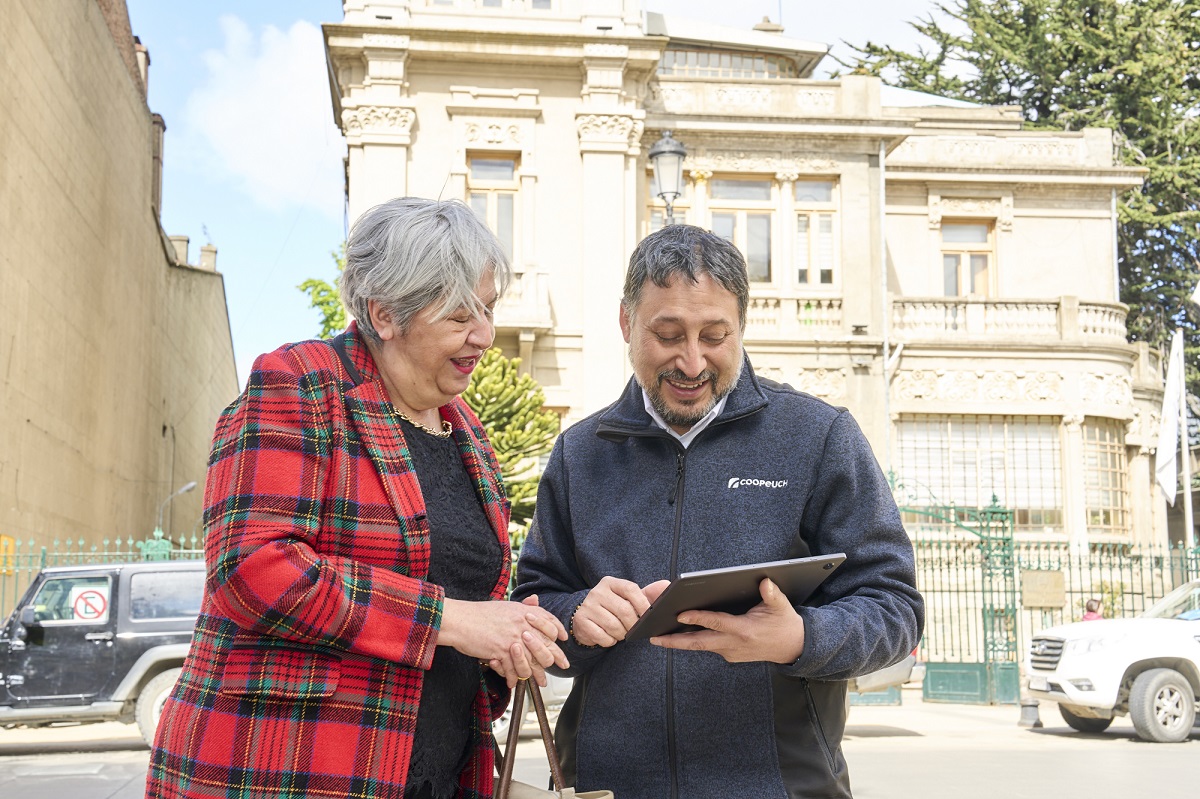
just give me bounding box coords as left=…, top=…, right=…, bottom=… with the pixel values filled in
left=340, top=197, right=512, bottom=341
left=622, top=224, right=749, bottom=328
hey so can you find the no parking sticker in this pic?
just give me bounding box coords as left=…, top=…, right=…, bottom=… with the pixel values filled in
left=71, top=587, right=109, bottom=621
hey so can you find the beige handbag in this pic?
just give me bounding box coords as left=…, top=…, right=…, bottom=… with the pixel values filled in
left=494, top=680, right=615, bottom=799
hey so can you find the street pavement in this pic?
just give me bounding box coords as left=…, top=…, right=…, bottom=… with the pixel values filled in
left=1, top=688, right=1196, bottom=798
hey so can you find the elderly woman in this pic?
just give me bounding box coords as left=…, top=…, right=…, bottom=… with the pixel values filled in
left=146, top=198, right=566, bottom=799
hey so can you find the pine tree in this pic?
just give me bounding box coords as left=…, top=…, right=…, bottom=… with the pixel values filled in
left=842, top=0, right=1200, bottom=388
left=461, top=348, right=560, bottom=547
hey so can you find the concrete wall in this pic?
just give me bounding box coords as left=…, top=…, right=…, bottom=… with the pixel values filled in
left=0, top=0, right=238, bottom=548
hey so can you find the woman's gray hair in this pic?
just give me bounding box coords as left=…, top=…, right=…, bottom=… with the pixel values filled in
left=340, top=197, right=512, bottom=340
left=622, top=224, right=749, bottom=328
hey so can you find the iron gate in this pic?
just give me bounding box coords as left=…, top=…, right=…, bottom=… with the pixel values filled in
left=893, top=477, right=1019, bottom=705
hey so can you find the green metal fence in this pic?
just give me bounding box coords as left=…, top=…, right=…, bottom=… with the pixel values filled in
left=0, top=534, right=204, bottom=619
left=913, top=537, right=1200, bottom=704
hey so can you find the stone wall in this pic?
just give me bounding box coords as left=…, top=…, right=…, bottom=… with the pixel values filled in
left=0, top=0, right=238, bottom=547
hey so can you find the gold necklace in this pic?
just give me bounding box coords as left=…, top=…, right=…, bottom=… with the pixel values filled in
left=393, top=407, right=452, bottom=438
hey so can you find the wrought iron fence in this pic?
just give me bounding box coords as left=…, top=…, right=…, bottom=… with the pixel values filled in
left=0, top=534, right=204, bottom=619
left=915, top=538, right=1200, bottom=671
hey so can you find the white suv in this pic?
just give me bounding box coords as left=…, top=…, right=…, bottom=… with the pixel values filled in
left=1026, top=579, right=1200, bottom=743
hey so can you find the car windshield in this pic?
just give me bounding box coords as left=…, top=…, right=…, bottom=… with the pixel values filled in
left=1141, top=581, right=1200, bottom=620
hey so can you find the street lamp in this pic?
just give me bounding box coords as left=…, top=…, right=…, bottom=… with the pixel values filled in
left=648, top=130, right=687, bottom=227
left=154, top=480, right=197, bottom=536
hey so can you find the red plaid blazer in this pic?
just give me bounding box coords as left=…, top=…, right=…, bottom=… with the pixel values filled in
left=147, top=322, right=512, bottom=799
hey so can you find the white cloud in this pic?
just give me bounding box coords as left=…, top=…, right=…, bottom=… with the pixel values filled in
left=181, top=16, right=345, bottom=220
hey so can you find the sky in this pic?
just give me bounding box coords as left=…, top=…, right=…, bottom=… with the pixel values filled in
left=124, top=0, right=944, bottom=388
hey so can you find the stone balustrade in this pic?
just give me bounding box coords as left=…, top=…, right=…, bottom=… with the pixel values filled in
left=892, top=297, right=1128, bottom=344
left=745, top=295, right=843, bottom=341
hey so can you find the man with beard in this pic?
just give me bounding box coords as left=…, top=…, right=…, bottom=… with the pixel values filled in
left=513, top=225, right=923, bottom=799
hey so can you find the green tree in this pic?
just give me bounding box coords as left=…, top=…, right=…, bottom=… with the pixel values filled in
left=299, top=262, right=560, bottom=546
left=842, top=0, right=1200, bottom=388
left=461, top=348, right=560, bottom=546
left=298, top=244, right=347, bottom=340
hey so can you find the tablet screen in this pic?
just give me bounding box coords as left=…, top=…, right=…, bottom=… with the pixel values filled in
left=624, top=553, right=845, bottom=641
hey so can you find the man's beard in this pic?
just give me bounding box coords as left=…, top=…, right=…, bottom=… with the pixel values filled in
left=640, top=367, right=739, bottom=429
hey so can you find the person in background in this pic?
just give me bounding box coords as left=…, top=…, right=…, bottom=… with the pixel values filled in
left=514, top=224, right=924, bottom=799
left=1082, top=598, right=1104, bottom=620
left=147, top=198, right=567, bottom=799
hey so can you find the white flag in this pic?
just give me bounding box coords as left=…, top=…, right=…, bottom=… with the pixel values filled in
left=1155, top=329, right=1185, bottom=505
left=1191, top=281, right=1200, bottom=306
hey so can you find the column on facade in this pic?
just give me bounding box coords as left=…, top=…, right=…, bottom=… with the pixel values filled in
left=1061, top=414, right=1089, bottom=553
left=341, top=35, right=415, bottom=225
left=577, top=42, right=643, bottom=411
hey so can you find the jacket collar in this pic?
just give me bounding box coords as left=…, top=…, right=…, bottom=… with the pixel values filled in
left=335, top=322, right=509, bottom=581
left=596, top=352, right=769, bottom=440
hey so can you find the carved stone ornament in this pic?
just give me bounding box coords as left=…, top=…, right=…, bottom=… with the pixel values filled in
left=714, top=85, right=771, bottom=108
left=794, top=368, right=847, bottom=400
left=341, top=106, right=415, bottom=135
left=627, top=119, right=645, bottom=153
left=576, top=113, right=634, bottom=141
left=1080, top=373, right=1134, bottom=407
left=465, top=121, right=522, bottom=145
left=1061, top=414, right=1085, bottom=430
left=689, top=168, right=713, bottom=183
left=775, top=170, right=800, bottom=183
left=1012, top=138, right=1083, bottom=163
left=999, top=195, right=1014, bottom=232
left=795, top=89, right=837, bottom=113
left=928, top=194, right=942, bottom=229
left=941, top=198, right=1000, bottom=216
left=894, top=369, right=1063, bottom=403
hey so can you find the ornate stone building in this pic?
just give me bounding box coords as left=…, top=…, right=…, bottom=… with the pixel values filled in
left=323, top=0, right=1165, bottom=546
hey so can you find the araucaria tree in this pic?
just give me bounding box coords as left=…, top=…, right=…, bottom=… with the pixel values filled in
left=300, top=266, right=559, bottom=545
left=461, top=349, right=560, bottom=546
left=844, top=0, right=1200, bottom=387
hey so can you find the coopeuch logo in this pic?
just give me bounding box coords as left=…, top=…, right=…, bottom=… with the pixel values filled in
left=727, top=477, right=789, bottom=489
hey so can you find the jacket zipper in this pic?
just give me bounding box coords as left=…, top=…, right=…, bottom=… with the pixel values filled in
left=666, top=445, right=686, bottom=799
left=802, top=678, right=838, bottom=774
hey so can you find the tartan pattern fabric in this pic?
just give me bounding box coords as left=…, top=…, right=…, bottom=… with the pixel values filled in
left=146, top=323, right=511, bottom=799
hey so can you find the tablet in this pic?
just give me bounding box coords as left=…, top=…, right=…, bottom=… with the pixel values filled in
left=624, top=553, right=846, bottom=641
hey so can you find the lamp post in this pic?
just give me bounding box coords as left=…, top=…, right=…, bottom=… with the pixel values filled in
left=154, top=480, right=197, bottom=537
left=648, top=130, right=687, bottom=227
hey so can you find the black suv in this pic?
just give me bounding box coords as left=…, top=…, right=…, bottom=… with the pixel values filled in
left=0, top=560, right=203, bottom=744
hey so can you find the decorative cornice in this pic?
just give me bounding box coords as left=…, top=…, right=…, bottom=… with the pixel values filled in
left=362, top=33, right=410, bottom=50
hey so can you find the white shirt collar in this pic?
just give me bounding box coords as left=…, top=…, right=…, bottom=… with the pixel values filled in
left=641, top=389, right=729, bottom=449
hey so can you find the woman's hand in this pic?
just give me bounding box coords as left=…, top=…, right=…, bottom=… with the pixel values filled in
left=439, top=595, right=568, bottom=688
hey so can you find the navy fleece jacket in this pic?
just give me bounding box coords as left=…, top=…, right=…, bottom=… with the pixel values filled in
left=514, top=358, right=923, bottom=799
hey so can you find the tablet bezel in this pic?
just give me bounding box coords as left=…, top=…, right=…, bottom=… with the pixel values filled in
left=623, top=553, right=846, bottom=641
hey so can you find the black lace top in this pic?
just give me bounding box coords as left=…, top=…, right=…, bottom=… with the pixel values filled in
left=401, top=418, right=504, bottom=799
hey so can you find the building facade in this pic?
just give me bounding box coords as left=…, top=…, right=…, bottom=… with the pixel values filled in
left=0, top=0, right=238, bottom=549
left=323, top=0, right=1167, bottom=547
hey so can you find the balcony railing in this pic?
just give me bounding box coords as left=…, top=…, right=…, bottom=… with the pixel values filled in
left=892, top=297, right=1127, bottom=344
left=745, top=296, right=842, bottom=341
left=494, top=269, right=552, bottom=331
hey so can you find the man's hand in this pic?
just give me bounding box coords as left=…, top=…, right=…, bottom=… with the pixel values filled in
left=572, top=577, right=671, bottom=647
left=649, top=578, right=805, bottom=664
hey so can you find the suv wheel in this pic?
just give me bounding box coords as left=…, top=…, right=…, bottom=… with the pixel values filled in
left=1129, top=668, right=1196, bottom=743
left=1058, top=704, right=1113, bottom=733
left=136, top=668, right=182, bottom=747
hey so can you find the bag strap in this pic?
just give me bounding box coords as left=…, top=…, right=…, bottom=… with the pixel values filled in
left=494, top=681, right=567, bottom=799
